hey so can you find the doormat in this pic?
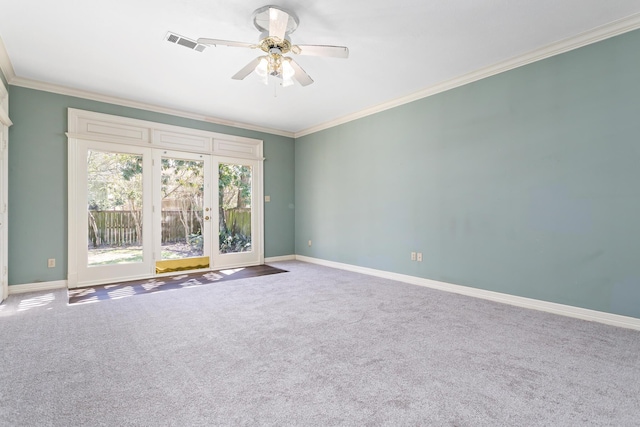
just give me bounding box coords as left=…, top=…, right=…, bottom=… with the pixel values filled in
left=68, top=264, right=287, bottom=305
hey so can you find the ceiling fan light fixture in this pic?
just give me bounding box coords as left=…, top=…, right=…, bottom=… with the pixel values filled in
left=266, top=55, right=280, bottom=76
left=255, top=57, right=270, bottom=85
left=281, top=60, right=295, bottom=87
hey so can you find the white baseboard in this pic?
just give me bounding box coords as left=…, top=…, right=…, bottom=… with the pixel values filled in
left=8, top=280, right=67, bottom=295
left=295, top=255, right=640, bottom=331
left=265, top=255, right=296, bottom=263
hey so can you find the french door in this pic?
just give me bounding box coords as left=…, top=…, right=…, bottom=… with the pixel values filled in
left=153, top=150, right=212, bottom=274
left=70, top=141, right=262, bottom=288
left=74, top=140, right=153, bottom=286
left=212, top=157, right=262, bottom=269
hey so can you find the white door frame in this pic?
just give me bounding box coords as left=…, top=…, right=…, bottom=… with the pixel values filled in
left=69, top=140, right=154, bottom=288
left=0, top=79, right=11, bottom=302
left=212, top=156, right=264, bottom=269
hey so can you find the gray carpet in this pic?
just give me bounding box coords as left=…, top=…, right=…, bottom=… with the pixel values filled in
left=1, top=261, right=639, bottom=426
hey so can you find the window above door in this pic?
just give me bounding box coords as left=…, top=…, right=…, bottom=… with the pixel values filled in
left=67, top=108, right=263, bottom=160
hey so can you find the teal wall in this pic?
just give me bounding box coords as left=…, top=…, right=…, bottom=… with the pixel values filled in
left=295, top=29, right=640, bottom=318
left=8, top=86, right=295, bottom=285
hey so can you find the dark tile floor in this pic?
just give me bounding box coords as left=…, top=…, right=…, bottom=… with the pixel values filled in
left=68, top=264, right=287, bottom=305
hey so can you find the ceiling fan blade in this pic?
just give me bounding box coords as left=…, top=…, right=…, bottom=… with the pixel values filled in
left=287, top=58, right=314, bottom=87
left=232, top=57, right=262, bottom=80
left=196, top=38, right=255, bottom=49
left=268, top=7, right=289, bottom=42
left=292, top=44, right=349, bottom=59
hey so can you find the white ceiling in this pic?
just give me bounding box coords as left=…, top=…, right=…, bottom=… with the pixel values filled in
left=1, top=1, right=640, bottom=136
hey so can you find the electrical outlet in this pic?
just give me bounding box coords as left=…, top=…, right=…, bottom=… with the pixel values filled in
left=411, top=252, right=416, bottom=261
left=417, top=253, right=423, bottom=262
left=47, top=258, right=56, bottom=268
left=308, top=240, right=312, bottom=247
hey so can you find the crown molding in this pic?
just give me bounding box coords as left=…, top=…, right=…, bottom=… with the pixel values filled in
left=0, top=36, right=16, bottom=83
left=8, top=76, right=295, bottom=138
left=294, top=12, right=640, bottom=138
left=0, top=72, right=10, bottom=126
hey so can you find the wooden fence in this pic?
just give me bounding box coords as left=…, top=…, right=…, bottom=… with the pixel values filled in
left=88, top=210, right=141, bottom=247
left=88, top=209, right=250, bottom=247
left=225, top=208, right=251, bottom=236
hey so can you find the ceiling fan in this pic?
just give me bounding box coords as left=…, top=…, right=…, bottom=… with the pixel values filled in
left=197, top=5, right=349, bottom=87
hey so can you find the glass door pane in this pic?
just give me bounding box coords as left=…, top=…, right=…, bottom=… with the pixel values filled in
left=87, top=150, right=144, bottom=266
left=219, top=163, right=252, bottom=254
left=155, top=151, right=211, bottom=274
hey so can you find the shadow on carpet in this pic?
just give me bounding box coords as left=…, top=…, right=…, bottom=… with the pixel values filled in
left=68, top=264, right=287, bottom=305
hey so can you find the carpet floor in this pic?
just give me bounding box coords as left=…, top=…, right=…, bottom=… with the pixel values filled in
left=1, top=261, right=639, bottom=426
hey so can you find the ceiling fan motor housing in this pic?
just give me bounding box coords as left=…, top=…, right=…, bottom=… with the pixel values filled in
left=259, top=34, right=292, bottom=54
